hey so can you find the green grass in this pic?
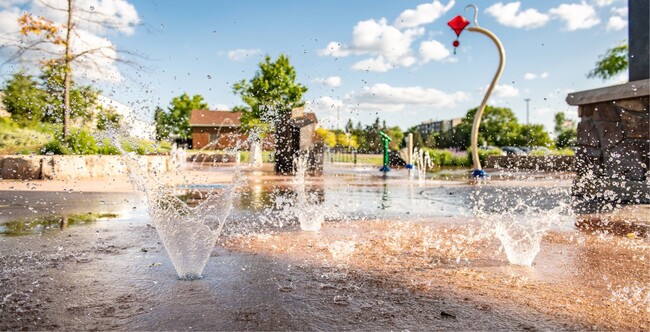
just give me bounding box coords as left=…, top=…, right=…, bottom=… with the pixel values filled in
left=529, top=148, right=575, bottom=156
left=0, top=118, right=171, bottom=156
left=0, top=118, right=52, bottom=154
left=326, top=153, right=383, bottom=166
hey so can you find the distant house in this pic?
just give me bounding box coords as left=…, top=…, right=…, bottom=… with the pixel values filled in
left=416, top=117, right=462, bottom=136
left=189, top=110, right=245, bottom=149
left=189, top=109, right=321, bottom=152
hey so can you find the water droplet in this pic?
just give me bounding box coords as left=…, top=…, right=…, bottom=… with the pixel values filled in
left=90, top=6, right=95, bottom=10
left=207, top=75, right=212, bottom=79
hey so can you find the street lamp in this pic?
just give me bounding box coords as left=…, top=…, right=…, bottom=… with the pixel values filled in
left=448, top=4, right=506, bottom=179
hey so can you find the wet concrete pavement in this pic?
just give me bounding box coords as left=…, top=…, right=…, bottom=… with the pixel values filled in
left=0, top=168, right=648, bottom=330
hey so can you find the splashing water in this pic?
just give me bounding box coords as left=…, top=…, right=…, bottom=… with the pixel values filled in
left=472, top=186, right=573, bottom=267
left=115, top=135, right=244, bottom=279
left=414, top=147, right=433, bottom=182
left=493, top=215, right=548, bottom=266
left=169, top=144, right=187, bottom=170
left=293, top=154, right=324, bottom=231
left=328, top=240, right=356, bottom=265
left=608, top=282, right=650, bottom=313
left=249, top=140, right=263, bottom=168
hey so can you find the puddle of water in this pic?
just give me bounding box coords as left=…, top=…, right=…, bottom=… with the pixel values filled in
left=0, top=212, right=120, bottom=236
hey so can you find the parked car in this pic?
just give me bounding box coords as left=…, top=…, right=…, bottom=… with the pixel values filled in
left=517, top=146, right=533, bottom=154
left=501, top=146, right=526, bottom=155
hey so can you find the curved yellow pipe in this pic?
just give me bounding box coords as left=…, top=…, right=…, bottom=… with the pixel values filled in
left=467, top=26, right=505, bottom=170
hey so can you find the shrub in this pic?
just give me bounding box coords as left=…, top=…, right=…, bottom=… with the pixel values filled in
left=467, top=147, right=503, bottom=167
left=421, top=148, right=472, bottom=167
left=96, top=139, right=120, bottom=155
left=64, top=129, right=99, bottom=155
left=0, top=119, right=51, bottom=154
left=41, top=140, right=70, bottom=155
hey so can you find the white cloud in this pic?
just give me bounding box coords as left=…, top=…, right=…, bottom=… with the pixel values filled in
left=29, top=0, right=140, bottom=36
left=306, top=84, right=467, bottom=123
left=314, top=76, right=342, bottom=87
left=594, top=0, right=616, bottom=7
left=351, top=56, right=394, bottom=72
left=485, top=2, right=550, bottom=29
left=419, top=39, right=450, bottom=63
left=0, top=6, right=19, bottom=35
left=349, top=83, right=468, bottom=111
left=610, top=6, right=627, bottom=16
left=0, top=0, right=140, bottom=83
left=306, top=96, right=344, bottom=114
left=488, top=84, right=520, bottom=97
left=524, top=72, right=549, bottom=80
left=606, top=16, right=627, bottom=31
left=319, top=18, right=424, bottom=72
left=319, top=42, right=350, bottom=57
left=394, top=0, right=455, bottom=28
left=227, top=48, right=261, bottom=61
left=549, top=1, right=600, bottom=31
left=0, top=0, right=27, bottom=9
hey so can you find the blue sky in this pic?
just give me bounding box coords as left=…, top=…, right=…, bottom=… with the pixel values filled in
left=0, top=0, right=630, bottom=134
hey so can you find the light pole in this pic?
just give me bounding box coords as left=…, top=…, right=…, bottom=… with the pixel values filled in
left=524, top=98, right=531, bottom=124
left=448, top=4, right=506, bottom=179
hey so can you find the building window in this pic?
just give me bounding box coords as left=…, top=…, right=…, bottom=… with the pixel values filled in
left=209, top=133, right=219, bottom=143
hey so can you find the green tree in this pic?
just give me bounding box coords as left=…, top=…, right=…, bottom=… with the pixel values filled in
left=554, top=112, right=577, bottom=148
left=154, top=107, right=169, bottom=141
left=424, top=131, right=437, bottom=148
left=384, top=126, right=404, bottom=151
left=12, top=3, right=138, bottom=138
left=588, top=43, right=628, bottom=80
left=554, top=112, right=567, bottom=134
left=96, top=107, right=123, bottom=131
left=232, top=54, right=307, bottom=131
left=455, top=106, right=520, bottom=147
left=336, top=132, right=359, bottom=149
left=233, top=54, right=307, bottom=173
left=316, top=127, right=336, bottom=148
left=555, top=129, right=577, bottom=149
left=345, top=119, right=354, bottom=133
left=154, top=93, right=207, bottom=140
left=1, top=72, right=46, bottom=126
left=405, top=127, right=425, bottom=148
left=41, top=64, right=98, bottom=126
left=515, top=124, right=552, bottom=147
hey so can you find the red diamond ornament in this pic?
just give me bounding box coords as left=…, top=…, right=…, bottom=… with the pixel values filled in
left=447, top=15, right=469, bottom=37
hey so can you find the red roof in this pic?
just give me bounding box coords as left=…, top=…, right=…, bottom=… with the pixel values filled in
left=189, top=110, right=241, bottom=127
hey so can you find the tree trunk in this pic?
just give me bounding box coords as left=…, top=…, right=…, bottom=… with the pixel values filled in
left=62, top=0, right=73, bottom=139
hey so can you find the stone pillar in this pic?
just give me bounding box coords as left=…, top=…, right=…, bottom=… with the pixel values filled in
left=629, top=0, right=649, bottom=81
left=274, top=111, right=295, bottom=174
left=567, top=79, right=649, bottom=205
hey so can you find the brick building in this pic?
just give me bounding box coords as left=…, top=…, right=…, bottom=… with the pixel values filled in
left=415, top=117, right=462, bottom=137
left=189, top=110, right=246, bottom=149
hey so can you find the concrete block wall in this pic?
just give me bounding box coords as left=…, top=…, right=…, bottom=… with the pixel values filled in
left=567, top=79, right=649, bottom=204
left=0, top=155, right=171, bottom=180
